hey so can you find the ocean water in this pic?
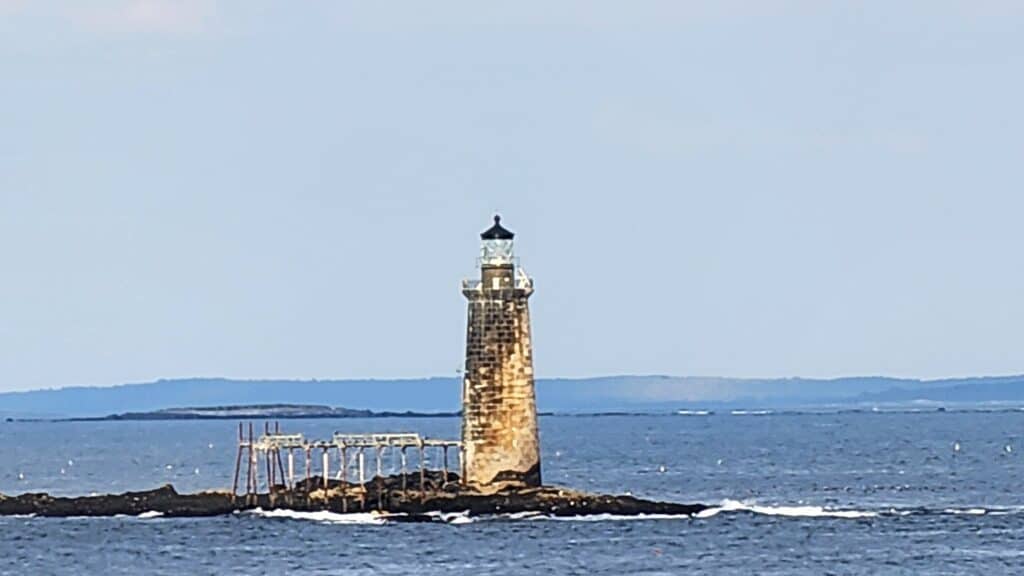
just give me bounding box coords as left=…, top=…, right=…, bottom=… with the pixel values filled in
left=2, top=411, right=1024, bottom=575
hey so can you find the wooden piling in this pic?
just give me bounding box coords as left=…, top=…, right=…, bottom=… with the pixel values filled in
left=321, top=448, right=330, bottom=491
left=270, top=450, right=277, bottom=493
left=418, top=442, right=426, bottom=503
left=304, top=447, right=311, bottom=499
left=340, top=446, right=348, bottom=513
left=442, top=445, right=449, bottom=487
left=247, top=422, right=256, bottom=503
left=232, top=422, right=243, bottom=501
left=376, top=446, right=384, bottom=511
left=287, top=449, right=295, bottom=490
left=275, top=447, right=286, bottom=490
left=358, top=448, right=365, bottom=485
left=262, top=422, right=273, bottom=495
left=400, top=447, right=408, bottom=495
left=358, top=448, right=366, bottom=511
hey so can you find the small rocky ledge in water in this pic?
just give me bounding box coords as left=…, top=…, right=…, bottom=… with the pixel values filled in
left=0, top=472, right=707, bottom=520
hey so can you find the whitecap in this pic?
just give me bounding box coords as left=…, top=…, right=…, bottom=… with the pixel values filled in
left=246, top=508, right=391, bottom=524
left=440, top=511, right=474, bottom=524
left=699, top=499, right=876, bottom=519
left=422, top=510, right=475, bottom=524
left=137, top=511, right=164, bottom=519
left=548, top=513, right=693, bottom=522
left=943, top=508, right=987, bottom=516
left=503, top=511, right=545, bottom=521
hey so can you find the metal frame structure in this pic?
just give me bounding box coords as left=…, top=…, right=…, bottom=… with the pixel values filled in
left=232, top=422, right=461, bottom=510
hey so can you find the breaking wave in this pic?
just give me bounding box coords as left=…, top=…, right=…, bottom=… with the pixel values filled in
left=245, top=508, right=392, bottom=525
left=236, top=502, right=1024, bottom=525
left=696, top=500, right=876, bottom=519
left=942, top=508, right=988, bottom=516
left=423, top=510, right=474, bottom=524
left=694, top=501, right=1024, bottom=520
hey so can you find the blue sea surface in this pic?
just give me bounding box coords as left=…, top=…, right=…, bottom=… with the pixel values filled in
left=2, top=411, right=1023, bottom=575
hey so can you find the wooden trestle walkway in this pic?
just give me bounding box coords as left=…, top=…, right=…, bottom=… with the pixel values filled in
left=232, top=422, right=462, bottom=511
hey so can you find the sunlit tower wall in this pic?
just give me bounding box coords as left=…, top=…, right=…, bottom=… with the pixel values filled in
left=460, top=215, right=541, bottom=488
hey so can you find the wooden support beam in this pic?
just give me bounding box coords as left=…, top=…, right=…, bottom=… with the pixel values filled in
left=270, top=449, right=277, bottom=492
left=247, top=422, right=256, bottom=502
left=232, top=422, right=243, bottom=501
left=376, top=446, right=384, bottom=511
left=400, top=447, right=408, bottom=495
left=442, top=445, right=449, bottom=487
left=304, top=447, right=311, bottom=495
left=287, top=450, right=295, bottom=490
left=265, top=449, right=273, bottom=494
left=342, top=444, right=350, bottom=483
left=419, top=443, right=426, bottom=503
left=275, top=448, right=286, bottom=490
left=321, top=448, right=330, bottom=491
left=358, top=447, right=366, bottom=511
left=340, top=446, right=348, bottom=513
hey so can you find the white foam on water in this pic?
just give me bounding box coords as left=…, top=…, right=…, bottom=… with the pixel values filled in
left=698, top=499, right=877, bottom=519
left=423, top=510, right=475, bottom=524
left=676, top=410, right=711, bottom=416
left=503, top=510, right=546, bottom=521
left=547, top=513, right=693, bottom=522
left=943, top=508, right=987, bottom=516
left=730, top=410, right=773, bottom=416
left=445, top=514, right=474, bottom=525
left=227, top=502, right=1024, bottom=526
left=441, top=511, right=690, bottom=523
left=137, top=511, right=164, bottom=519
left=246, top=508, right=391, bottom=525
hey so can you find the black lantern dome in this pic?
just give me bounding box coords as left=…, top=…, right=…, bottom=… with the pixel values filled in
left=480, top=215, right=515, bottom=240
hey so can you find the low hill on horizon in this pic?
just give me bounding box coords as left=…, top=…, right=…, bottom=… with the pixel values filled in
left=2, top=374, right=1023, bottom=418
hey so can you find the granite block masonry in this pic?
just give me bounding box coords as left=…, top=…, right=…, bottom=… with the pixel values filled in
left=460, top=216, right=542, bottom=488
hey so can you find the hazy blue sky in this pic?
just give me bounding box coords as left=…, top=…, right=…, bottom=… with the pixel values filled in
left=1, top=1, right=1022, bottom=392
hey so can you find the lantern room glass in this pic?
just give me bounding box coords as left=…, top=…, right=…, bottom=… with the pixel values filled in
left=481, top=238, right=513, bottom=266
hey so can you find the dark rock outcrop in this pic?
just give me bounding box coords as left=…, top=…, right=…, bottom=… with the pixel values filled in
left=0, top=474, right=707, bottom=519
left=0, top=485, right=236, bottom=517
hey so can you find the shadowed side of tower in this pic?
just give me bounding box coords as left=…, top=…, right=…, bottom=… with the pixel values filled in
left=460, top=216, right=542, bottom=489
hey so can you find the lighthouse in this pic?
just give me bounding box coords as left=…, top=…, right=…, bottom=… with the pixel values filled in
left=460, top=215, right=542, bottom=488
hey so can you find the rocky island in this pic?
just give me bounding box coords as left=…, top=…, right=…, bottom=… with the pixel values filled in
left=0, top=472, right=707, bottom=520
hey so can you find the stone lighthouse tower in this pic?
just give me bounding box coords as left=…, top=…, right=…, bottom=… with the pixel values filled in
left=460, top=215, right=541, bottom=488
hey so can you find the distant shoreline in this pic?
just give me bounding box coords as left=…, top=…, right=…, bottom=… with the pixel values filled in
left=7, top=404, right=461, bottom=423
left=5, top=375, right=1024, bottom=420
left=63, top=412, right=462, bottom=423
left=8, top=405, right=1024, bottom=424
